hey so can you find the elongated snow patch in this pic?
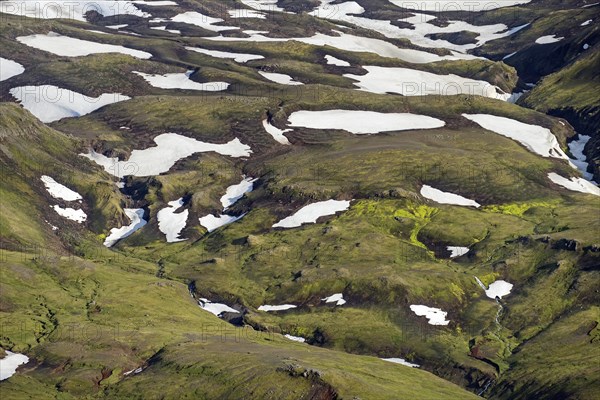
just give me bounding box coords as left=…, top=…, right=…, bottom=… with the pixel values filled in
left=258, top=304, right=297, bottom=311
left=41, top=176, right=82, bottom=201
left=381, top=358, right=420, bottom=368
left=273, top=199, right=351, bottom=228
left=16, top=32, right=152, bottom=58
left=221, top=177, right=257, bottom=209
left=263, top=119, right=292, bottom=144
left=258, top=71, right=303, bottom=85
left=409, top=305, right=449, bottom=325
left=448, top=246, right=469, bottom=258
left=80, top=134, right=252, bottom=177
left=186, top=47, right=264, bottom=62
left=287, top=110, right=445, bottom=134
left=568, top=134, right=595, bottom=181
left=420, top=185, right=480, bottom=207
left=104, top=208, right=147, bottom=247
left=345, top=66, right=510, bottom=100
left=548, top=173, right=600, bottom=196
left=52, top=205, right=87, bottom=223
left=387, top=0, right=531, bottom=11
left=157, top=198, right=188, bottom=242
left=462, top=114, right=571, bottom=161
left=198, top=298, right=239, bottom=317
left=10, top=85, right=130, bottom=123
left=535, top=35, right=564, bottom=44
left=171, top=11, right=238, bottom=31
left=322, top=293, right=346, bottom=305
left=325, top=55, right=350, bottom=66
left=0, top=351, right=29, bottom=381
left=0, top=57, right=25, bottom=81
left=133, top=71, right=229, bottom=91
left=284, top=334, right=306, bottom=343
left=199, top=213, right=245, bottom=233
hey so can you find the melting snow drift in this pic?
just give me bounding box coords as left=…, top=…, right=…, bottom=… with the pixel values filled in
left=104, top=208, right=147, bottom=247
left=41, top=176, right=82, bottom=201
left=258, top=304, right=297, bottom=311
left=198, top=298, right=239, bottom=317
left=409, top=305, right=449, bottom=325
left=322, top=293, right=346, bottom=306
left=273, top=199, right=351, bottom=228
left=0, top=57, right=25, bottom=81
left=0, top=351, right=29, bottom=381
left=157, top=198, right=188, bottom=242
left=420, top=185, right=480, bottom=207
left=133, top=71, right=229, bottom=91
left=382, top=358, right=420, bottom=368
left=548, top=173, right=600, bottom=196
left=10, top=85, right=130, bottom=123
left=287, top=110, right=445, bottom=134
left=263, top=119, right=292, bottom=144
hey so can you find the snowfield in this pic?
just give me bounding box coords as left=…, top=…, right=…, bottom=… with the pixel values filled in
left=103, top=208, right=147, bottom=247
left=16, top=32, right=152, bottom=58
left=0, top=351, right=29, bottom=381
left=0, top=57, right=25, bottom=81
left=221, top=177, right=257, bottom=209
left=420, top=185, right=481, bottom=207
left=41, top=176, right=82, bottom=201
left=133, top=70, right=229, bottom=91
left=548, top=173, right=600, bottom=196
left=199, top=213, right=245, bottom=232
left=157, top=198, right=188, bottom=242
left=198, top=298, right=239, bottom=317
left=345, top=66, right=511, bottom=100
left=287, top=110, right=445, bottom=134
left=263, top=119, right=292, bottom=145
left=52, top=205, right=87, bottom=223
left=186, top=47, right=264, bottom=62
left=409, top=305, right=450, bottom=325
left=273, top=199, right=351, bottom=228
left=81, top=134, right=252, bottom=177
left=462, top=114, right=571, bottom=161
left=258, top=71, right=303, bottom=85
left=535, top=35, right=564, bottom=44
left=10, top=85, right=130, bottom=123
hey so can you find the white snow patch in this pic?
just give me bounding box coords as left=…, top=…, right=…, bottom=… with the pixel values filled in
left=345, top=66, right=510, bottom=100
left=221, top=177, right=257, bottom=209
left=581, top=19, right=593, bottom=26
left=157, top=198, right=188, bottom=242
left=52, top=205, right=87, bottom=223
left=381, top=358, right=420, bottom=368
left=535, top=35, right=564, bottom=44
left=0, top=57, right=25, bottom=81
left=548, top=173, right=600, bottom=196
left=325, top=55, right=350, bottom=66
left=103, top=208, right=147, bottom=247
left=228, top=8, right=266, bottom=19
left=0, top=351, right=29, bottom=381
left=240, top=0, right=288, bottom=12
left=150, top=26, right=181, bottom=34
left=409, top=305, right=449, bottom=325
left=420, top=185, right=480, bottom=208
left=41, top=176, right=82, bottom=201
left=287, top=110, right=445, bottom=134
left=186, top=46, right=264, bottom=62
left=568, top=134, right=595, bottom=181
left=484, top=280, right=513, bottom=299
left=273, top=199, right=351, bottom=228
left=198, top=298, right=239, bottom=317
left=284, top=334, right=306, bottom=343
left=133, top=70, right=228, bottom=91
left=106, top=24, right=128, bottom=29
left=123, top=367, right=143, bottom=376
left=171, top=11, right=239, bottom=31
left=10, top=85, right=130, bottom=123
left=258, top=71, right=303, bottom=85
left=199, top=213, right=245, bottom=233
left=322, top=293, right=346, bottom=305
left=80, top=134, right=252, bottom=178
left=263, top=119, right=292, bottom=145
left=16, top=32, right=152, bottom=58
left=462, top=114, right=572, bottom=162
left=448, top=246, right=469, bottom=258
left=258, top=304, right=297, bottom=311
left=502, top=51, right=517, bottom=60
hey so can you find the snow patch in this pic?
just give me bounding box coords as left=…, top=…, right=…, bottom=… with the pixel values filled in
left=287, top=110, right=445, bottom=134
left=420, top=185, right=480, bottom=208
left=263, top=119, right=292, bottom=144
left=448, top=246, right=469, bottom=258
left=172, top=11, right=238, bottom=31
left=199, top=213, right=245, bottom=233
left=382, top=358, right=420, bottom=368
left=10, top=85, right=130, bottom=123
left=16, top=32, right=152, bottom=58
left=409, top=305, right=449, bottom=325
left=41, top=176, right=82, bottom=201
left=258, top=304, right=297, bottom=311
left=284, top=334, right=306, bottom=343
left=186, top=47, right=264, bottom=62
left=548, top=173, right=600, bottom=196
left=273, top=199, right=351, bottom=228
left=535, top=35, right=564, bottom=44
left=0, top=351, right=29, bottom=381
left=103, top=208, right=147, bottom=247
left=221, top=177, right=256, bottom=209
left=1, top=1, right=150, bottom=21
left=133, top=70, right=228, bottom=91
left=258, top=71, right=303, bottom=85
left=198, top=298, right=239, bottom=317
left=52, top=205, right=87, bottom=223
left=80, top=134, right=252, bottom=178
left=157, top=198, right=188, bottom=242
left=0, top=57, right=25, bottom=81
left=325, top=55, right=350, bottom=66
left=322, top=293, right=346, bottom=305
